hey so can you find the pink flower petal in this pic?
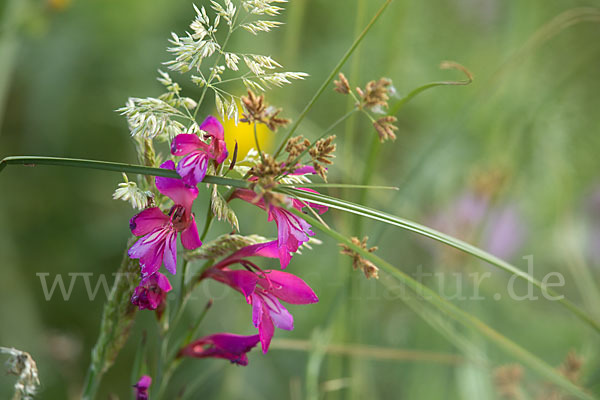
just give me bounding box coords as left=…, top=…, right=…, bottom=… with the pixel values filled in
left=231, top=189, right=266, bottom=210
left=129, top=207, right=169, bottom=236
left=251, top=294, right=275, bottom=353
left=208, top=269, right=258, bottom=300
left=200, top=115, right=225, bottom=140
left=180, top=214, right=202, bottom=250
left=162, top=231, right=178, bottom=275
left=155, top=272, right=173, bottom=292
left=290, top=165, right=317, bottom=175
left=267, top=301, right=294, bottom=331
left=171, top=133, right=210, bottom=156
left=212, top=139, right=228, bottom=164
left=176, top=151, right=210, bottom=186
left=258, top=270, right=319, bottom=305
left=129, top=228, right=170, bottom=277
left=292, top=188, right=329, bottom=214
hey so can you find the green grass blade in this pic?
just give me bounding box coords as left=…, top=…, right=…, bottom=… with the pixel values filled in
left=0, top=156, right=250, bottom=188
left=291, top=209, right=594, bottom=400
left=280, top=188, right=600, bottom=334
left=279, top=183, right=398, bottom=190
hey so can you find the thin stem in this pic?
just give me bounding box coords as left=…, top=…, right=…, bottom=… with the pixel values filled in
left=253, top=122, right=266, bottom=163
left=177, top=261, right=190, bottom=316
left=272, top=0, right=392, bottom=158
left=279, top=183, right=398, bottom=190
left=270, top=339, right=464, bottom=364
left=354, top=133, right=381, bottom=232
left=154, top=359, right=181, bottom=400
left=156, top=282, right=213, bottom=399
left=182, top=299, right=213, bottom=346
left=199, top=200, right=215, bottom=241
left=0, top=156, right=250, bottom=189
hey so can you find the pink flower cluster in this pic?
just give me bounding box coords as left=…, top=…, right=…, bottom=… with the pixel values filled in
left=126, top=116, right=326, bottom=366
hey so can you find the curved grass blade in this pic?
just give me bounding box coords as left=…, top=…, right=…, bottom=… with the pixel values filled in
left=0, top=156, right=250, bottom=189
left=280, top=188, right=600, bottom=334
left=388, top=61, right=473, bottom=116
left=290, top=209, right=594, bottom=400
left=279, top=183, right=399, bottom=190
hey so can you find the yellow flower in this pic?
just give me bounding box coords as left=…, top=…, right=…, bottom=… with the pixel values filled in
left=222, top=113, right=273, bottom=159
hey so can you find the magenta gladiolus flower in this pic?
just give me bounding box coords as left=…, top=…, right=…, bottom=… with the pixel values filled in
left=232, top=188, right=327, bottom=268
left=205, top=242, right=318, bottom=352
left=170, top=116, right=228, bottom=185
left=179, top=333, right=260, bottom=366
left=131, top=272, right=172, bottom=312
left=128, top=160, right=202, bottom=277
left=133, top=375, right=151, bottom=400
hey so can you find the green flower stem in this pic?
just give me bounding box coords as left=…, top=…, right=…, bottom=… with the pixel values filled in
left=281, top=188, right=600, bottom=334
left=154, top=358, right=182, bottom=400
left=199, top=203, right=215, bottom=242
left=272, top=0, right=392, bottom=158
left=253, top=122, right=266, bottom=163
left=155, top=282, right=213, bottom=400
left=182, top=299, right=213, bottom=346
left=81, top=245, right=141, bottom=400
left=0, top=156, right=250, bottom=188
left=289, top=209, right=594, bottom=400
left=176, top=261, right=191, bottom=322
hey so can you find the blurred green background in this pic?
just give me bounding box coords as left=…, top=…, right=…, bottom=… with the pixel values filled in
left=1, top=0, right=600, bottom=398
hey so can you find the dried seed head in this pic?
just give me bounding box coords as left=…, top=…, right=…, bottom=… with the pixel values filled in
left=334, top=73, right=351, bottom=94
left=559, top=351, right=583, bottom=383
left=241, top=89, right=290, bottom=131
left=241, top=89, right=266, bottom=123
left=264, top=106, right=291, bottom=131
left=308, top=135, right=336, bottom=181
left=373, top=116, right=398, bottom=142
left=493, top=364, right=523, bottom=400
left=251, top=153, right=284, bottom=179
left=357, top=78, right=392, bottom=109
left=339, top=237, right=379, bottom=279
left=248, top=154, right=289, bottom=207
left=285, top=136, right=311, bottom=164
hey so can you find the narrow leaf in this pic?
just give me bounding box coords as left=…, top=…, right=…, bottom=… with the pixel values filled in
left=291, top=209, right=594, bottom=400
left=280, top=188, right=600, bottom=334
